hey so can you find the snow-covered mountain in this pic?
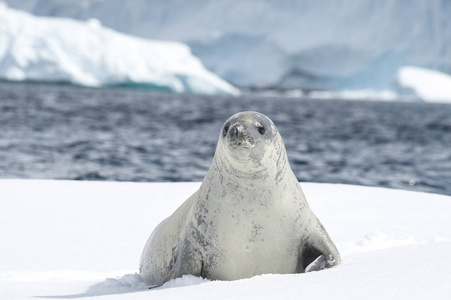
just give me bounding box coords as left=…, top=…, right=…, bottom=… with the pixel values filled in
left=0, top=4, right=239, bottom=95
left=5, top=0, right=451, bottom=91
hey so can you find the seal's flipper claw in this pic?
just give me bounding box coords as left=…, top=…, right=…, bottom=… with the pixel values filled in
left=148, top=285, right=160, bottom=289
left=305, top=255, right=327, bottom=272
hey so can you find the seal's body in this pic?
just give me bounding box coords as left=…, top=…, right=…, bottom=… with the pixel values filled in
left=140, top=111, right=340, bottom=286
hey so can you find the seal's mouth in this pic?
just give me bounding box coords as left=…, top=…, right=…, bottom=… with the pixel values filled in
left=229, top=137, right=254, bottom=149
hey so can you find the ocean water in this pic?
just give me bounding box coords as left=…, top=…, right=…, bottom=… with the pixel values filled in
left=1, top=81, right=450, bottom=195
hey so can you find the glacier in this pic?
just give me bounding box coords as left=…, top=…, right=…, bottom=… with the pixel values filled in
left=5, top=0, right=451, bottom=93
left=0, top=4, right=240, bottom=96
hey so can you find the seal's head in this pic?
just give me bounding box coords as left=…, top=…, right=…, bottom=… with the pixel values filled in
left=217, top=111, right=286, bottom=167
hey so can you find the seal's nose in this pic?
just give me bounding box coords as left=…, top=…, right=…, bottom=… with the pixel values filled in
left=229, top=123, right=245, bottom=139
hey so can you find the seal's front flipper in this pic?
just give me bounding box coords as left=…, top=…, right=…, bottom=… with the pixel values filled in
left=148, top=284, right=161, bottom=289
left=300, top=240, right=339, bottom=272
left=162, top=239, right=204, bottom=283
left=300, top=241, right=334, bottom=272
left=299, top=218, right=341, bottom=272
left=305, top=255, right=327, bottom=272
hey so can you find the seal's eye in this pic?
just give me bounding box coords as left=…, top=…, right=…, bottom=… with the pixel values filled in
left=223, top=124, right=230, bottom=136
left=256, top=123, right=265, bottom=135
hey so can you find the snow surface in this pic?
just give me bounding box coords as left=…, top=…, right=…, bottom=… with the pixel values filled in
left=5, top=0, right=451, bottom=91
left=0, top=4, right=239, bottom=96
left=396, top=66, right=451, bottom=103
left=1, top=180, right=451, bottom=299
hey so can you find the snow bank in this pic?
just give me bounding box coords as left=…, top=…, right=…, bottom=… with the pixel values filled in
left=5, top=0, right=451, bottom=91
left=396, top=66, right=451, bottom=103
left=0, top=4, right=239, bottom=96
left=1, top=180, right=451, bottom=299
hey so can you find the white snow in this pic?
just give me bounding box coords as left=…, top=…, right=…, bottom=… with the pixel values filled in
left=396, top=66, right=451, bottom=103
left=0, top=4, right=240, bottom=96
left=1, top=179, right=451, bottom=299
left=5, top=0, right=451, bottom=92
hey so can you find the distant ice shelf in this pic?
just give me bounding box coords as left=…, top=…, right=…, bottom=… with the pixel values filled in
left=0, top=4, right=240, bottom=96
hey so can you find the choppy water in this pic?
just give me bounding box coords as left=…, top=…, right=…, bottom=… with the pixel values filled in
left=1, top=81, right=450, bottom=195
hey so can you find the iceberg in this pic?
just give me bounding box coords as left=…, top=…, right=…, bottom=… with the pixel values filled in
left=5, top=0, right=451, bottom=92
left=395, top=66, right=451, bottom=104
left=0, top=4, right=240, bottom=96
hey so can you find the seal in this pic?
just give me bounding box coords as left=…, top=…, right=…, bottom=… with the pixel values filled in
left=139, top=111, right=340, bottom=286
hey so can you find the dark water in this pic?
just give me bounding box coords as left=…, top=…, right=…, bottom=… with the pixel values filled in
left=1, top=81, right=450, bottom=195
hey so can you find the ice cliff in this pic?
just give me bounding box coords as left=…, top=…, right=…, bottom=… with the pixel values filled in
left=5, top=0, right=451, bottom=92
left=0, top=4, right=239, bottom=95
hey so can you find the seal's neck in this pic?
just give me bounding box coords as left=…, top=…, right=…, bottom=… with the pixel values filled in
left=204, top=144, right=291, bottom=191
